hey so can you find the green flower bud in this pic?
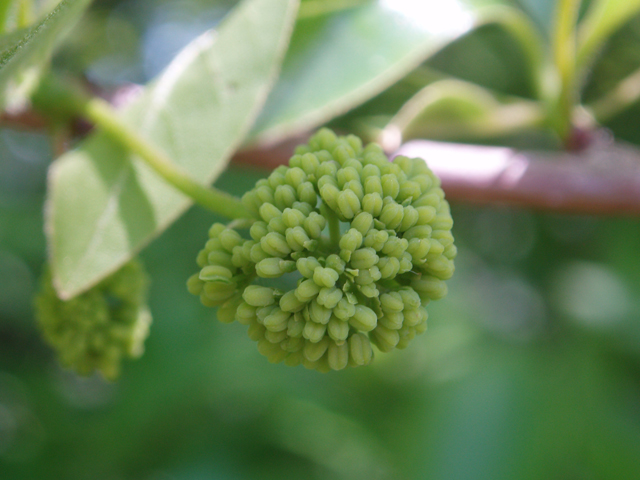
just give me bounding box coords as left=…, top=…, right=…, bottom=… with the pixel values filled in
left=35, top=260, right=151, bottom=380
left=317, top=287, right=343, bottom=309
left=303, top=212, right=326, bottom=239
left=243, top=286, right=277, bottom=307
left=207, top=250, right=234, bottom=269
left=247, top=321, right=266, bottom=341
left=187, top=273, right=204, bottom=296
left=268, top=169, right=286, bottom=189
left=298, top=182, right=318, bottom=205
left=351, top=212, right=373, bottom=235
left=397, top=180, right=421, bottom=203
left=348, top=305, right=377, bottom=332
left=337, top=166, right=360, bottom=187
left=218, top=295, right=242, bottom=324
left=353, top=267, right=381, bottom=285
left=285, top=226, right=311, bottom=252
left=363, top=229, right=388, bottom=251
left=274, top=184, right=297, bottom=210
left=399, top=288, right=421, bottom=309
left=248, top=242, right=269, bottom=263
left=372, top=326, right=399, bottom=352
left=350, top=248, right=379, bottom=270
left=339, top=228, right=363, bottom=257
left=377, top=256, right=400, bottom=279
left=236, top=301, right=257, bottom=325
left=300, top=153, right=320, bottom=175
left=261, top=232, right=291, bottom=257
left=303, top=321, right=327, bottom=343
left=309, top=299, right=332, bottom=324
left=256, top=258, right=296, bottom=278
left=202, top=282, right=237, bottom=304
left=297, top=257, right=322, bottom=278
left=411, top=276, right=448, bottom=301
left=282, top=208, right=306, bottom=228
left=304, top=337, right=330, bottom=362
left=295, top=279, right=321, bottom=302
left=286, top=315, right=305, bottom=337
left=379, top=311, right=403, bottom=330
left=361, top=163, right=380, bottom=179
left=402, top=308, right=423, bottom=327
left=320, top=183, right=340, bottom=211
left=413, top=192, right=441, bottom=208
left=263, top=308, right=291, bottom=332
left=337, top=189, right=361, bottom=219
left=379, top=202, right=404, bottom=229
left=381, top=174, right=400, bottom=199
left=255, top=185, right=274, bottom=206
left=293, top=201, right=314, bottom=216
left=257, top=338, right=288, bottom=363
left=199, top=265, right=233, bottom=282
left=313, top=267, right=339, bottom=288
left=381, top=237, right=408, bottom=257
left=328, top=341, right=349, bottom=371
left=285, top=167, right=306, bottom=189
left=327, top=317, right=349, bottom=343
left=348, top=333, right=373, bottom=366
left=381, top=292, right=404, bottom=312
left=259, top=203, right=281, bottom=223
left=316, top=160, right=338, bottom=178
left=362, top=192, right=383, bottom=216
left=208, top=223, right=226, bottom=238
left=333, top=144, right=354, bottom=166
left=334, top=297, right=356, bottom=320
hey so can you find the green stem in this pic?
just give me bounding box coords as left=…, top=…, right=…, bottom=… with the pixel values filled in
left=321, top=204, right=340, bottom=250
left=550, top=0, right=582, bottom=142
left=84, top=99, right=251, bottom=219
left=34, top=75, right=252, bottom=221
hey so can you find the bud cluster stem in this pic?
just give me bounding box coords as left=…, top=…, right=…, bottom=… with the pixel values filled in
left=34, top=74, right=252, bottom=221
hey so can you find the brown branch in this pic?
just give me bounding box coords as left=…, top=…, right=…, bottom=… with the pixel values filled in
left=234, top=131, right=640, bottom=216
left=4, top=80, right=640, bottom=216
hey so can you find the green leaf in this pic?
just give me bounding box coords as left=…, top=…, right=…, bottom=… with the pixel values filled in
left=577, top=0, right=640, bottom=68
left=0, top=0, right=92, bottom=110
left=47, top=0, right=299, bottom=299
left=249, top=0, right=505, bottom=145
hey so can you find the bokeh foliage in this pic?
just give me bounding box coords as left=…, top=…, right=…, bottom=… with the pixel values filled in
left=2, top=0, right=640, bottom=479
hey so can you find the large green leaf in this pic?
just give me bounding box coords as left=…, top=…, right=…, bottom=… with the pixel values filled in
left=47, top=0, right=299, bottom=299
left=0, top=0, right=92, bottom=110
left=249, top=0, right=505, bottom=145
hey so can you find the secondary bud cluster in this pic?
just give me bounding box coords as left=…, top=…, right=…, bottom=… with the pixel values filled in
left=35, top=260, right=152, bottom=380
left=189, top=129, right=456, bottom=372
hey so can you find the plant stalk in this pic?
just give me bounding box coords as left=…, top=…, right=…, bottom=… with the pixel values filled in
left=34, top=75, right=252, bottom=221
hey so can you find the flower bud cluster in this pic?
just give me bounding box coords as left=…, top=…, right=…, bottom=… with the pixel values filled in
left=189, top=129, right=456, bottom=372
left=35, top=260, right=152, bottom=380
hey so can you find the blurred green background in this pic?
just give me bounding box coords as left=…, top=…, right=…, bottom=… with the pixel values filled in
left=3, top=0, right=640, bottom=479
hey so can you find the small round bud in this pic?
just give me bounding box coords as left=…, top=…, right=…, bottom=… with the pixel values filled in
left=313, top=267, right=339, bottom=288
left=259, top=203, right=282, bottom=223
left=348, top=333, right=373, bottom=366
left=303, top=337, right=330, bottom=362
left=243, top=286, right=277, bottom=307
left=328, top=341, right=349, bottom=371
left=348, top=305, right=377, bottom=332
